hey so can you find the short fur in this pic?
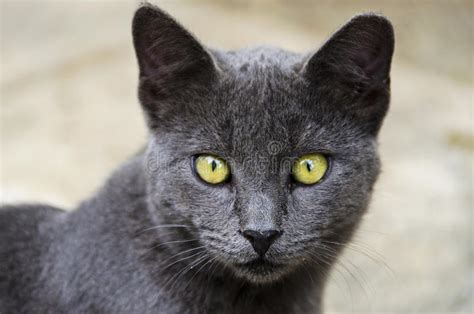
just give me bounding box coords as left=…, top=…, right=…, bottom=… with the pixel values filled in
left=0, top=4, right=394, bottom=314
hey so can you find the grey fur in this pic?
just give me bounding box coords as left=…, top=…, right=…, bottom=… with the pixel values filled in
left=0, top=4, right=394, bottom=314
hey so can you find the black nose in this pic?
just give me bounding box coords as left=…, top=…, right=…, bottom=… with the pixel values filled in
left=242, top=229, right=282, bottom=257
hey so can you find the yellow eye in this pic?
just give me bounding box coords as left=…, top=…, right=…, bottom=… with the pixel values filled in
left=292, top=153, right=328, bottom=185
left=194, top=155, right=230, bottom=184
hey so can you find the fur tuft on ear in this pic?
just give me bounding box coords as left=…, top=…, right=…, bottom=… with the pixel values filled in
left=132, top=4, right=217, bottom=110
left=303, top=14, right=395, bottom=135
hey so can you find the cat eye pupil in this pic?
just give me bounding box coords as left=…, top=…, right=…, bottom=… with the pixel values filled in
left=211, top=160, right=217, bottom=171
left=306, top=161, right=312, bottom=172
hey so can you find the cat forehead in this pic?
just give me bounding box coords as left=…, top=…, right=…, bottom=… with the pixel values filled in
left=160, top=48, right=366, bottom=155
left=213, top=48, right=308, bottom=113
left=180, top=51, right=337, bottom=153
left=213, top=46, right=304, bottom=73
left=187, top=89, right=342, bottom=156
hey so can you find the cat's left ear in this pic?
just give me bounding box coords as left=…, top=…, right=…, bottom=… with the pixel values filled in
left=303, top=14, right=394, bottom=135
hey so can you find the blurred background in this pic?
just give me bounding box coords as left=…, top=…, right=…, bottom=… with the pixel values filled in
left=1, top=0, right=472, bottom=312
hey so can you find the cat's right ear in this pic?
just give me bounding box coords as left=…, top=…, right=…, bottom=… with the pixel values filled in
left=132, top=4, right=218, bottom=121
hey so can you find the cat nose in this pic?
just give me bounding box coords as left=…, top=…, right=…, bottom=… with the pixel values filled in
left=241, top=229, right=282, bottom=257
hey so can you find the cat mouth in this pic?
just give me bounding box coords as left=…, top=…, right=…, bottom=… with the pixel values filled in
left=235, top=258, right=285, bottom=272
left=231, top=258, right=289, bottom=283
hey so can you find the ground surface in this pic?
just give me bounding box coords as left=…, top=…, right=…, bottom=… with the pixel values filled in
left=1, top=1, right=472, bottom=313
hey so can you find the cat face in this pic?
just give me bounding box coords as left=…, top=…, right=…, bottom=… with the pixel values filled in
left=133, top=5, right=394, bottom=283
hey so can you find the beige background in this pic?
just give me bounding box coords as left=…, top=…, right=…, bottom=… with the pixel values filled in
left=1, top=0, right=473, bottom=313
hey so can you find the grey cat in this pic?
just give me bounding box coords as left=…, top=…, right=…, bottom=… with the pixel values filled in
left=0, top=4, right=394, bottom=314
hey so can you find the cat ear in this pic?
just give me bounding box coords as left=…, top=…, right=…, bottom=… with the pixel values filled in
left=132, top=4, right=217, bottom=98
left=303, top=14, right=394, bottom=135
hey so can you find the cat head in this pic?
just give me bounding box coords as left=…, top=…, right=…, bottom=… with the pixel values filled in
left=133, top=4, right=394, bottom=283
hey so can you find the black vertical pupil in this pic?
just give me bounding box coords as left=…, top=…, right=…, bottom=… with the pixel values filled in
left=211, top=160, right=217, bottom=171
left=306, top=161, right=312, bottom=172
